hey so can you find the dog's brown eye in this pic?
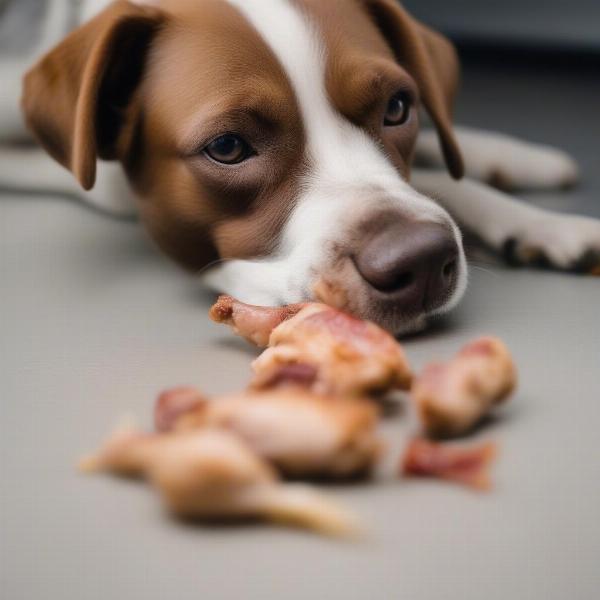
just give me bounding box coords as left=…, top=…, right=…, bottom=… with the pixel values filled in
left=384, top=92, right=411, bottom=126
left=204, top=134, right=252, bottom=165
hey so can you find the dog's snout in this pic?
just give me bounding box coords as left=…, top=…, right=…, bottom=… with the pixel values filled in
left=354, top=222, right=459, bottom=312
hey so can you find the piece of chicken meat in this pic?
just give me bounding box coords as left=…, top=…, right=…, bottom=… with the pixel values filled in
left=412, top=337, right=517, bottom=438
left=210, top=295, right=306, bottom=347
left=401, top=438, right=497, bottom=491
left=155, top=386, right=382, bottom=479
left=210, top=296, right=413, bottom=396
left=80, top=427, right=359, bottom=536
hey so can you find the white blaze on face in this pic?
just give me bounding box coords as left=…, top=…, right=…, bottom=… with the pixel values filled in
left=205, top=0, right=467, bottom=325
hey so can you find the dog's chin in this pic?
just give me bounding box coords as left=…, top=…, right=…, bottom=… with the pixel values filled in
left=389, top=314, right=429, bottom=337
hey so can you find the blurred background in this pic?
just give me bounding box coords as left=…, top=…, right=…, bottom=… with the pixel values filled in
left=2, top=3, right=600, bottom=600
left=404, top=0, right=600, bottom=50
left=404, top=0, right=600, bottom=220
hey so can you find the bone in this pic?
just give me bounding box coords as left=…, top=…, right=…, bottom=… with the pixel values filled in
left=412, top=337, right=517, bottom=438
left=80, top=427, right=360, bottom=537
left=401, top=437, right=497, bottom=491
left=209, top=295, right=306, bottom=347
left=154, top=386, right=382, bottom=479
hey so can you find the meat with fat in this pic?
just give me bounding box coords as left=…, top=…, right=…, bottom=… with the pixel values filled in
left=79, top=427, right=360, bottom=536
left=412, top=337, right=516, bottom=438
left=210, top=296, right=412, bottom=396
left=155, top=386, right=382, bottom=479
left=401, top=437, right=497, bottom=491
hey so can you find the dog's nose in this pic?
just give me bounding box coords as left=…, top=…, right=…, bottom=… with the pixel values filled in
left=355, top=222, right=459, bottom=312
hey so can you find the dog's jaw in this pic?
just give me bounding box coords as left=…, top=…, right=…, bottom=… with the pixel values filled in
left=203, top=0, right=468, bottom=334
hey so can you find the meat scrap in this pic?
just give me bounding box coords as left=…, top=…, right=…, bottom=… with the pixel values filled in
left=209, top=295, right=305, bottom=347
left=80, top=427, right=360, bottom=537
left=154, top=386, right=209, bottom=434
left=155, top=386, right=382, bottom=479
left=401, top=438, right=497, bottom=491
left=211, top=296, right=413, bottom=396
left=412, top=337, right=517, bottom=438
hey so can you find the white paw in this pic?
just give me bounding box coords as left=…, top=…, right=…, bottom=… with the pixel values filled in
left=485, top=143, right=580, bottom=192
left=451, top=128, right=580, bottom=191
left=502, top=213, right=600, bottom=273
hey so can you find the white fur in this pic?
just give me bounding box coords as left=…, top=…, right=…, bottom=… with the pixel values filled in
left=1, top=0, right=598, bottom=327
left=207, top=0, right=468, bottom=319
left=0, top=146, right=136, bottom=216
left=413, top=169, right=600, bottom=269
left=417, top=126, right=580, bottom=190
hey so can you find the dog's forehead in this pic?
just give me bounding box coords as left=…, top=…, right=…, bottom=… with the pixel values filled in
left=224, top=0, right=397, bottom=86
left=148, top=0, right=395, bottom=102
left=298, top=0, right=395, bottom=58
left=143, top=0, right=297, bottom=129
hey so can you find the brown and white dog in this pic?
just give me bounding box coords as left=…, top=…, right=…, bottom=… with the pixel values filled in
left=2, top=0, right=599, bottom=334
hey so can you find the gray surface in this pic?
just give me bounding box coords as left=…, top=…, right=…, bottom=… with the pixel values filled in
left=404, top=0, right=600, bottom=50
left=0, top=0, right=47, bottom=54
left=2, top=60, right=600, bottom=600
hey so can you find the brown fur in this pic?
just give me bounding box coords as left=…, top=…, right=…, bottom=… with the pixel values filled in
left=21, top=0, right=462, bottom=271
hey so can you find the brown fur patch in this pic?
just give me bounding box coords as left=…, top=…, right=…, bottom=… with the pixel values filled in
left=127, top=0, right=307, bottom=269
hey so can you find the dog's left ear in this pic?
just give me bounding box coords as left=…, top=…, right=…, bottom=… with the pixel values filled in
left=22, top=1, right=167, bottom=190
left=363, top=0, right=464, bottom=179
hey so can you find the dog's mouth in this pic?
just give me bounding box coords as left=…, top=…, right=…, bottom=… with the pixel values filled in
left=299, top=206, right=467, bottom=335
left=313, top=284, right=448, bottom=336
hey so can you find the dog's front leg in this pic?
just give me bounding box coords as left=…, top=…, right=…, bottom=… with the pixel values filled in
left=0, top=147, right=137, bottom=217
left=412, top=169, right=600, bottom=273
left=416, top=126, right=579, bottom=191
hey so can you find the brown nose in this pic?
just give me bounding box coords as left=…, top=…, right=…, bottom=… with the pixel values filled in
left=354, top=222, right=459, bottom=312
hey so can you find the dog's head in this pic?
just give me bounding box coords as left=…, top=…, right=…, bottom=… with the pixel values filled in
left=22, top=0, right=467, bottom=334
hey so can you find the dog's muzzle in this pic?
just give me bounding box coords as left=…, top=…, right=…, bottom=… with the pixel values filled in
left=353, top=221, right=460, bottom=316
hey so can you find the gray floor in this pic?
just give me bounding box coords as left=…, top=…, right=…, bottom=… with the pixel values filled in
left=1, top=58, right=600, bottom=600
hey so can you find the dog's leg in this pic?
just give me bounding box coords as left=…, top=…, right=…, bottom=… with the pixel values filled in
left=0, top=61, right=31, bottom=142
left=0, top=147, right=137, bottom=217
left=416, top=126, right=579, bottom=191
left=412, top=169, right=600, bottom=273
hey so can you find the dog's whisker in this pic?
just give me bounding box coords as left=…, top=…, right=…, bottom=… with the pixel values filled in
left=469, top=264, right=500, bottom=278
left=195, top=257, right=235, bottom=277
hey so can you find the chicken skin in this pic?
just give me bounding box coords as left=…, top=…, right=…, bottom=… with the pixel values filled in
left=210, top=296, right=413, bottom=396
left=155, top=386, right=382, bottom=479
left=209, top=295, right=305, bottom=347
left=80, top=428, right=360, bottom=536
left=412, top=337, right=517, bottom=438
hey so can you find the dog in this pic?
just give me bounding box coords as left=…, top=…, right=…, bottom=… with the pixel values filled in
left=2, top=0, right=599, bottom=334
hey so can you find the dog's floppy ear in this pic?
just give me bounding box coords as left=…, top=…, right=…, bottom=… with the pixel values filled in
left=21, top=1, right=166, bottom=190
left=363, top=0, right=464, bottom=179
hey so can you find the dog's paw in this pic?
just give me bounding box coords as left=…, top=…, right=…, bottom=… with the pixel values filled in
left=440, top=128, right=581, bottom=192
left=502, top=213, right=600, bottom=274
left=486, top=143, right=580, bottom=192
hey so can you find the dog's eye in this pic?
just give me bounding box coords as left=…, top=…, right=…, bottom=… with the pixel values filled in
left=204, top=134, right=252, bottom=165
left=384, top=92, right=411, bottom=126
